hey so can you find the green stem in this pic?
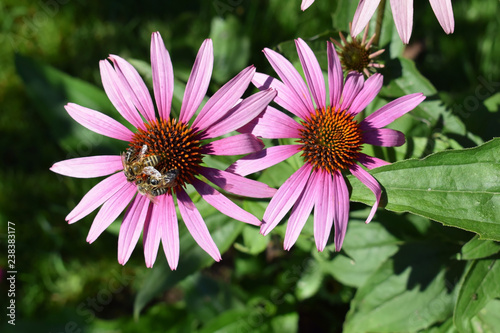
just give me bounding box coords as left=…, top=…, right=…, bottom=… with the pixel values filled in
left=373, top=0, right=386, bottom=46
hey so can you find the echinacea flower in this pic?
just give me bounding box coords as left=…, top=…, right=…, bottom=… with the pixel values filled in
left=50, top=32, right=277, bottom=269
left=331, top=22, right=385, bottom=77
left=229, top=38, right=425, bottom=252
left=352, top=0, right=454, bottom=44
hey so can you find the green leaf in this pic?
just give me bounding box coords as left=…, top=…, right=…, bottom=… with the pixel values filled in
left=344, top=242, right=465, bottom=333
left=235, top=224, right=269, bottom=255
left=453, top=259, right=500, bottom=333
left=470, top=299, right=500, bottom=333
left=348, top=138, right=500, bottom=241
left=133, top=210, right=244, bottom=318
left=459, top=235, right=500, bottom=260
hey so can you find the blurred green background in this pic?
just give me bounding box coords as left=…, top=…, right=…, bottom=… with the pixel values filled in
left=1, top=0, right=499, bottom=332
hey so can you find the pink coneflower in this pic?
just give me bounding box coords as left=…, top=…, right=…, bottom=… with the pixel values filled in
left=352, top=0, right=455, bottom=44
left=50, top=32, right=277, bottom=269
left=229, top=38, right=425, bottom=252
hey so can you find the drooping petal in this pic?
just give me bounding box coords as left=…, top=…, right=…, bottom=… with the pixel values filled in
left=261, top=163, right=313, bottom=236
left=349, top=164, right=382, bottom=224
left=348, top=73, right=383, bottom=115
left=429, top=0, right=454, bottom=34
left=201, top=167, right=277, bottom=198
left=301, top=0, right=315, bottom=11
left=390, top=0, right=414, bottom=44
left=327, top=41, right=344, bottom=108
left=64, top=103, right=134, bottom=142
left=193, top=66, right=255, bottom=130
left=51, top=155, right=123, bottom=178
left=284, top=169, right=320, bottom=250
left=143, top=200, right=162, bottom=268
left=109, top=55, right=156, bottom=123
left=363, top=128, right=406, bottom=147
left=340, top=72, right=365, bottom=111
left=332, top=171, right=349, bottom=252
left=263, top=47, right=315, bottom=115
left=203, top=88, right=277, bottom=139
left=99, top=60, right=143, bottom=129
left=118, top=195, right=151, bottom=265
left=179, top=39, right=213, bottom=124
left=252, top=72, right=310, bottom=120
left=295, top=38, right=326, bottom=110
left=176, top=189, right=221, bottom=261
left=357, top=153, right=390, bottom=170
left=314, top=170, right=335, bottom=252
left=360, top=93, right=425, bottom=130
left=237, top=105, right=302, bottom=139
left=86, top=182, right=136, bottom=243
left=200, top=133, right=264, bottom=156
left=66, top=172, right=128, bottom=224
left=352, top=0, right=381, bottom=38
left=227, top=145, right=300, bottom=177
left=159, top=194, right=179, bottom=270
left=192, top=179, right=261, bottom=226
left=151, top=31, right=174, bottom=120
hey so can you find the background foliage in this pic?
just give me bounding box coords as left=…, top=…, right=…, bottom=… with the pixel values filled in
left=1, top=0, right=499, bottom=332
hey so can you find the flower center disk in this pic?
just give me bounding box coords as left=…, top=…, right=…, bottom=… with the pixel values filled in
left=341, top=41, right=370, bottom=73
left=298, top=107, right=362, bottom=173
left=130, top=118, right=203, bottom=189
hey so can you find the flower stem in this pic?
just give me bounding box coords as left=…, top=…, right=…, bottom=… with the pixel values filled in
left=373, top=0, right=386, bottom=46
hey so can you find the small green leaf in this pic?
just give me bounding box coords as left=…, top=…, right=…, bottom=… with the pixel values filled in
left=348, top=138, right=500, bottom=241
left=459, top=235, right=500, bottom=260
left=454, top=259, right=500, bottom=333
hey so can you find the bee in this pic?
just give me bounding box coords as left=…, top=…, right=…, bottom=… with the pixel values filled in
left=122, top=144, right=161, bottom=182
left=137, top=169, right=179, bottom=199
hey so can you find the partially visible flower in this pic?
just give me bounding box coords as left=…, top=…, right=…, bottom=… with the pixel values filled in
left=230, top=38, right=425, bottom=252
left=352, top=0, right=455, bottom=44
left=51, top=32, right=277, bottom=269
left=331, top=23, right=385, bottom=77
left=301, top=0, right=316, bottom=11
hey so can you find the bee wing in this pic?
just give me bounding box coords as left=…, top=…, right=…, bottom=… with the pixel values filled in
left=142, top=166, right=161, bottom=178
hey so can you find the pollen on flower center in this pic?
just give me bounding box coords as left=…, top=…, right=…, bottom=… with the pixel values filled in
left=129, top=118, right=203, bottom=189
left=298, top=106, right=363, bottom=174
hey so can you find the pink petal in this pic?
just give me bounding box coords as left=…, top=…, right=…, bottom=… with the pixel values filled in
left=159, top=194, right=179, bottom=270
left=64, top=103, right=134, bottom=142
left=109, top=55, right=156, bottom=123
left=237, top=105, right=302, bottom=139
left=203, top=88, right=277, bottom=139
left=314, top=170, right=335, bottom=252
left=327, top=41, right=344, bottom=108
left=66, top=172, right=128, bottom=224
left=227, top=145, right=300, bottom=177
left=301, top=0, right=315, bottom=11
left=263, top=48, right=315, bottom=114
left=261, top=163, right=313, bottom=236
left=118, top=195, right=151, bottom=265
left=151, top=32, right=174, bottom=120
left=179, top=39, right=213, bottom=124
left=295, top=38, right=326, bottom=110
left=201, top=167, right=277, bottom=198
left=429, top=0, right=454, bottom=34
left=193, top=66, right=255, bottom=130
left=363, top=128, right=406, bottom=147
left=143, top=201, right=163, bottom=268
left=284, top=169, right=320, bottom=250
left=51, top=155, right=122, bottom=178
left=252, top=72, right=310, bottom=120
left=99, top=60, right=143, bottom=129
left=352, top=0, right=381, bottom=38
left=192, top=179, right=261, bottom=226
left=357, top=153, right=390, bottom=170
left=349, top=164, right=381, bottom=224
left=360, top=93, right=425, bottom=130
left=201, top=133, right=264, bottom=156
left=86, top=181, right=136, bottom=243
left=348, top=73, right=383, bottom=116
left=390, top=0, right=414, bottom=44
left=332, top=171, right=349, bottom=252
left=176, top=189, right=221, bottom=261
left=340, top=72, right=365, bottom=111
